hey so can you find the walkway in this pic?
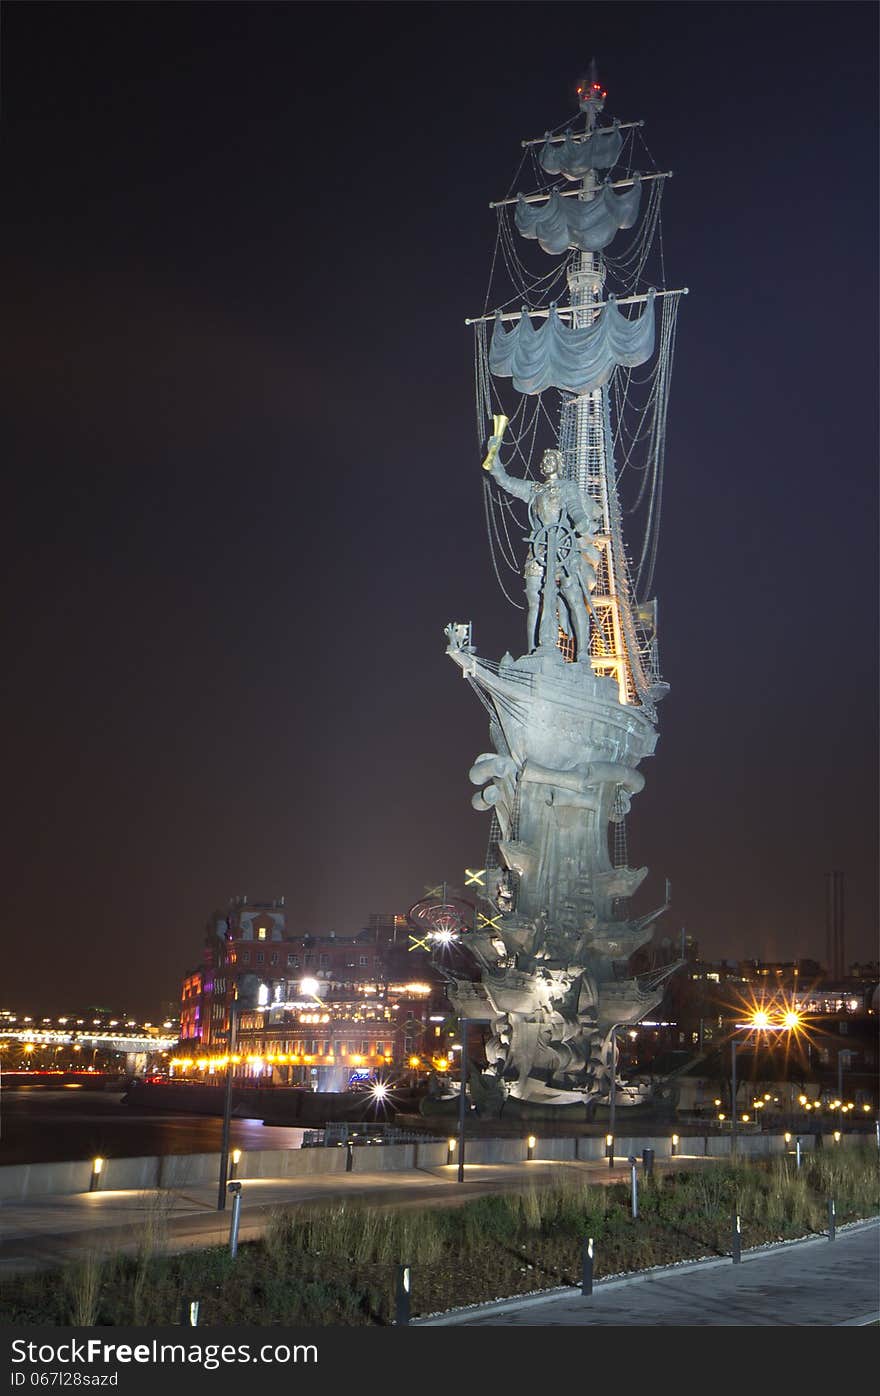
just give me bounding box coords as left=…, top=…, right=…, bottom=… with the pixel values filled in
left=417, top=1218, right=880, bottom=1327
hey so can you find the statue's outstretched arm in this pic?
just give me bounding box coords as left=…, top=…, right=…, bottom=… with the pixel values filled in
left=489, top=457, right=533, bottom=504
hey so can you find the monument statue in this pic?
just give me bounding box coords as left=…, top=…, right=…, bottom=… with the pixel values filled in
left=437, top=70, right=687, bottom=1116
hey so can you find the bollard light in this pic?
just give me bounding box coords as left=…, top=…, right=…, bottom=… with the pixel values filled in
left=833, top=1130, right=841, bottom=1143
left=227, top=1180, right=243, bottom=1258
left=784, top=1132, right=791, bottom=1145
left=446, top=1137, right=457, bottom=1165
left=629, top=1157, right=639, bottom=1218
left=90, top=1157, right=104, bottom=1192
left=395, top=1264, right=412, bottom=1326
left=229, top=1148, right=242, bottom=1180
left=526, top=1134, right=537, bottom=1161
left=732, top=1213, right=742, bottom=1265
left=795, top=1135, right=802, bottom=1169
left=671, top=1133, right=679, bottom=1157
left=581, top=1236, right=594, bottom=1297
left=188, top=1301, right=200, bottom=1327
left=606, top=1132, right=614, bottom=1168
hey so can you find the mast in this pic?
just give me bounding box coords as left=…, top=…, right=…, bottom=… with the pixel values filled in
left=469, top=65, right=684, bottom=713
left=560, top=71, right=644, bottom=705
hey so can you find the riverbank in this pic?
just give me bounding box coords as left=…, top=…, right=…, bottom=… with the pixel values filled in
left=1, top=1148, right=876, bottom=1325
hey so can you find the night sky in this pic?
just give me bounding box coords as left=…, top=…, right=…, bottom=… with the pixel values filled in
left=4, top=2, right=877, bottom=1017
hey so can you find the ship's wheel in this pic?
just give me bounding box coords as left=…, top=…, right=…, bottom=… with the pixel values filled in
left=406, top=896, right=474, bottom=948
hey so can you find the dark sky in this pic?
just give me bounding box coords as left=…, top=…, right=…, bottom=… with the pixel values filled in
left=4, top=2, right=877, bottom=1016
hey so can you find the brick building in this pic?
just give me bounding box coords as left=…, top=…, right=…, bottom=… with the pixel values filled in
left=177, top=900, right=455, bottom=1090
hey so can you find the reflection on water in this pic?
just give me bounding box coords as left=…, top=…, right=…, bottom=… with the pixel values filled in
left=0, top=1088, right=307, bottom=1166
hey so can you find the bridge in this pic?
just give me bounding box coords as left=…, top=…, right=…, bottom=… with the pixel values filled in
left=0, top=1029, right=178, bottom=1053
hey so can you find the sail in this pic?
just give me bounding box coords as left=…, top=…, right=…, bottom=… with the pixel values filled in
left=540, top=123, right=622, bottom=177
left=489, top=291, right=656, bottom=396
left=515, top=179, right=641, bottom=255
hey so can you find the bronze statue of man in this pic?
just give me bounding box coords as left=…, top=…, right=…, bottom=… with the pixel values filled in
left=484, top=436, right=602, bottom=657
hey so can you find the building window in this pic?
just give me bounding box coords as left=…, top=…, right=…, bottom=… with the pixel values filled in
left=322, top=1041, right=330, bottom=1055
left=375, top=1041, right=384, bottom=1055
left=257, top=926, right=267, bottom=941
left=240, top=951, right=250, bottom=965
left=257, top=952, right=264, bottom=964
left=271, top=952, right=279, bottom=965
left=359, top=956, right=368, bottom=967
left=361, top=1039, right=369, bottom=1054
left=287, top=954, right=298, bottom=967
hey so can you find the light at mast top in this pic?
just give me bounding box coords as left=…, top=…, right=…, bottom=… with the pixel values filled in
left=576, top=77, right=607, bottom=108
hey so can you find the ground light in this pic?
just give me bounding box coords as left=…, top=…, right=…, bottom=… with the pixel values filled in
left=526, top=1134, right=536, bottom=1161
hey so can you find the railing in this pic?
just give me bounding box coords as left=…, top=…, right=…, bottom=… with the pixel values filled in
left=302, top=1123, right=446, bottom=1148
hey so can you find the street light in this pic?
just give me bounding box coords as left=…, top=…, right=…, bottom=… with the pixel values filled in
left=217, top=996, right=241, bottom=1211
left=606, top=1022, right=629, bottom=1168
left=731, top=1038, right=739, bottom=1156
left=729, top=1008, right=803, bottom=1157
left=452, top=1019, right=468, bottom=1183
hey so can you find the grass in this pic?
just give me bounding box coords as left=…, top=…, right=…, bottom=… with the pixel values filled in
left=1, top=1147, right=876, bottom=1326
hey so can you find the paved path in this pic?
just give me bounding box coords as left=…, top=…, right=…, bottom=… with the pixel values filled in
left=0, top=1157, right=703, bottom=1276
left=417, top=1218, right=880, bottom=1327
left=2, top=1159, right=876, bottom=1326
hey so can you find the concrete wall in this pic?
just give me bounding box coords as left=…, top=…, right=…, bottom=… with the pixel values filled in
left=0, top=1130, right=865, bottom=1201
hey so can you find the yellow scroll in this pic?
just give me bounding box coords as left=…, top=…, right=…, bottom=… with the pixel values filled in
left=481, top=413, right=509, bottom=471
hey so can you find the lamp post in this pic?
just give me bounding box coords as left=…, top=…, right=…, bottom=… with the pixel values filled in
left=607, top=1023, right=627, bottom=1168
left=729, top=1008, right=803, bottom=1159
left=457, top=1016, right=467, bottom=1183
left=217, top=999, right=238, bottom=1212
left=731, top=1038, right=738, bottom=1157
left=837, top=1052, right=846, bottom=1132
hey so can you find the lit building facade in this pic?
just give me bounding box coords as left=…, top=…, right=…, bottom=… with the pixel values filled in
left=176, top=900, right=455, bottom=1088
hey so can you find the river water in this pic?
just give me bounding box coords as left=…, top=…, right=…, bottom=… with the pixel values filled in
left=0, top=1086, right=307, bottom=1165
